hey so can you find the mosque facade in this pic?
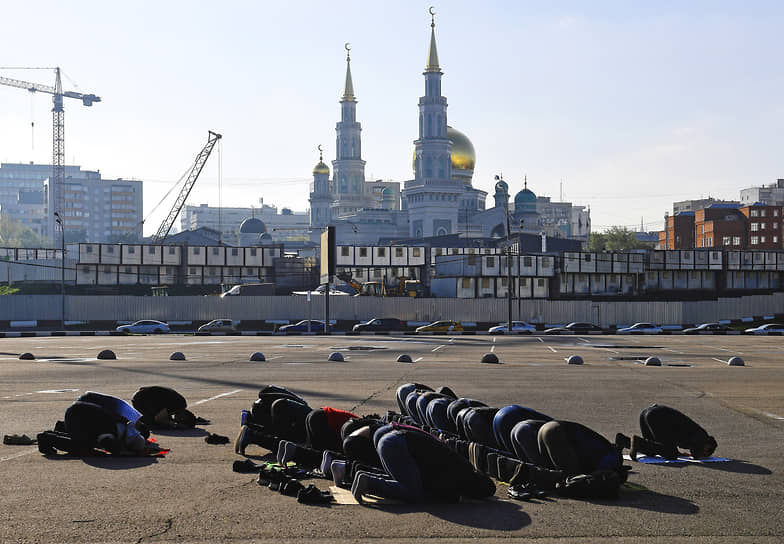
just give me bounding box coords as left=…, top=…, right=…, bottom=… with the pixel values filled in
left=308, top=12, right=590, bottom=247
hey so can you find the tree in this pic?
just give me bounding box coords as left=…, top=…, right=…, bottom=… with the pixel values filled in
left=0, top=214, right=50, bottom=248
left=589, top=226, right=650, bottom=252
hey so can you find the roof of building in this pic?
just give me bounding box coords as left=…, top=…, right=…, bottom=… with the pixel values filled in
left=158, top=227, right=225, bottom=246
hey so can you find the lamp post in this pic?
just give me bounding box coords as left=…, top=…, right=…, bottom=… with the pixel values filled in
left=53, top=212, right=65, bottom=330
left=496, top=175, right=513, bottom=334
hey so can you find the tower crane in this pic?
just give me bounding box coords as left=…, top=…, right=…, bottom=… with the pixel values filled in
left=151, top=130, right=222, bottom=243
left=0, top=67, right=100, bottom=243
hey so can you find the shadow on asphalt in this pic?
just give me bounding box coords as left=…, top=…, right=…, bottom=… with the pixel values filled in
left=41, top=453, right=160, bottom=470
left=363, top=498, right=530, bottom=530
left=607, top=484, right=699, bottom=514
left=695, top=459, right=772, bottom=475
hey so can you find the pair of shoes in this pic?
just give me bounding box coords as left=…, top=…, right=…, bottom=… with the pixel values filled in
left=508, top=483, right=547, bottom=501
left=3, top=434, right=37, bottom=445
left=205, top=433, right=229, bottom=445
left=297, top=483, right=333, bottom=504
left=279, top=479, right=305, bottom=497
left=351, top=471, right=371, bottom=504
left=257, top=465, right=286, bottom=486
left=497, top=456, right=521, bottom=483
left=232, top=459, right=262, bottom=473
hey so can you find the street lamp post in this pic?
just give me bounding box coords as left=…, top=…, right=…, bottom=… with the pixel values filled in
left=496, top=175, right=513, bottom=334
left=53, top=212, right=65, bottom=330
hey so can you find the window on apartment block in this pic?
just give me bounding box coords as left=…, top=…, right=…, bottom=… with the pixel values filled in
left=413, top=248, right=421, bottom=257
left=722, top=236, right=731, bottom=245
left=751, top=236, right=759, bottom=245
left=750, top=209, right=759, bottom=217
left=148, top=247, right=155, bottom=254
left=377, top=248, right=386, bottom=257
left=733, top=236, right=741, bottom=245
left=250, top=248, right=257, bottom=256
left=340, top=247, right=349, bottom=257
left=774, top=236, right=779, bottom=243
left=359, top=248, right=367, bottom=257
left=231, top=248, right=238, bottom=256
left=774, top=209, right=780, bottom=217
left=761, top=210, right=767, bottom=217
left=128, top=247, right=135, bottom=254
left=212, top=248, right=219, bottom=255
left=481, top=278, right=490, bottom=288
left=395, top=248, right=403, bottom=257
left=751, top=223, right=759, bottom=232
left=461, top=278, right=472, bottom=288
left=193, top=248, right=200, bottom=255
left=486, top=257, right=495, bottom=267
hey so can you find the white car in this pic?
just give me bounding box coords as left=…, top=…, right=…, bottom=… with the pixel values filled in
left=616, top=323, right=664, bottom=334
left=744, top=323, right=784, bottom=335
left=488, top=321, right=536, bottom=334
left=116, top=320, right=170, bottom=334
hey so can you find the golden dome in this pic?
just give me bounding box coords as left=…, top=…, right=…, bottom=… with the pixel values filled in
left=313, top=161, right=330, bottom=175
left=447, top=126, right=476, bottom=171
left=411, top=125, right=476, bottom=172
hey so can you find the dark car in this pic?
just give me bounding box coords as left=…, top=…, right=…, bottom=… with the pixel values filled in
left=543, top=322, right=604, bottom=334
left=279, top=320, right=331, bottom=333
left=352, top=318, right=407, bottom=332
left=683, top=323, right=733, bottom=334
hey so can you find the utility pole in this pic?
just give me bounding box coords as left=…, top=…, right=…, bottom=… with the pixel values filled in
left=54, top=212, right=65, bottom=330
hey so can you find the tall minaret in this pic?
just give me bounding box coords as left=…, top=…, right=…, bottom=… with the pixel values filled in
left=331, top=43, right=366, bottom=217
left=404, top=8, right=460, bottom=238
left=309, top=145, right=332, bottom=228
left=413, top=8, right=451, bottom=185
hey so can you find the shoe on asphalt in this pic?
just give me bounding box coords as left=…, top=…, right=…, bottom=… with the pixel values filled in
left=233, top=459, right=261, bottom=473
left=321, top=450, right=336, bottom=478
left=331, top=460, right=348, bottom=487
left=3, top=434, right=37, bottom=445
left=277, top=440, right=298, bottom=465
left=351, top=471, right=372, bottom=504
left=297, top=484, right=334, bottom=504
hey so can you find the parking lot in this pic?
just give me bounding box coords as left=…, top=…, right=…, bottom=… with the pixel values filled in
left=1, top=333, right=783, bottom=543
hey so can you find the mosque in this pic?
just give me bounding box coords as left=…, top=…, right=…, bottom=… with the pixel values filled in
left=308, top=11, right=590, bottom=246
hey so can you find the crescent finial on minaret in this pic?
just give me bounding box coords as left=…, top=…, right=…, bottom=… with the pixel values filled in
left=345, top=42, right=351, bottom=61
left=318, top=144, right=323, bottom=161
left=429, top=6, right=435, bottom=27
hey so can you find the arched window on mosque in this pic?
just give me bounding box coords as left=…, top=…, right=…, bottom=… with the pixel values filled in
left=438, top=156, right=445, bottom=178
left=419, top=115, right=423, bottom=138
left=424, top=156, right=433, bottom=178
left=340, top=175, right=348, bottom=192
left=426, top=115, right=432, bottom=138
left=437, top=115, right=442, bottom=136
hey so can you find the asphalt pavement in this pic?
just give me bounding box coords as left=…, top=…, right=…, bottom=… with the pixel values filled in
left=1, top=333, right=782, bottom=543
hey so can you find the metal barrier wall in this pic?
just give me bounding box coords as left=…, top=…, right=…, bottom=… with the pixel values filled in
left=0, top=293, right=782, bottom=326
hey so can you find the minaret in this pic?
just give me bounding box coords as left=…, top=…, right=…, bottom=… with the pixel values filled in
left=309, top=145, right=332, bottom=228
left=331, top=43, right=366, bottom=217
left=413, top=9, right=451, bottom=184
left=404, top=8, right=460, bottom=238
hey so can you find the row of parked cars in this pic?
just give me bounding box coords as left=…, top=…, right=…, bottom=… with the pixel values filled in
left=115, top=318, right=784, bottom=335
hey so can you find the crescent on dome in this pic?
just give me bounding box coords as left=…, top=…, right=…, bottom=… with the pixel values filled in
left=429, top=6, right=435, bottom=16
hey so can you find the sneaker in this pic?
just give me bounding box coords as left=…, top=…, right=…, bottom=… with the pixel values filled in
left=3, top=434, right=37, bottom=445
left=297, top=483, right=333, bottom=504
left=240, top=409, right=250, bottom=426
left=36, top=433, right=56, bottom=455
left=232, top=459, right=261, bottom=473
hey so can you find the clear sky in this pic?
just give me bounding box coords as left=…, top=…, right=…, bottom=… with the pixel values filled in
left=1, top=1, right=782, bottom=236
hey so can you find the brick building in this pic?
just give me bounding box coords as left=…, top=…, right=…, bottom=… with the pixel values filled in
left=739, top=204, right=782, bottom=249
left=659, top=212, right=695, bottom=250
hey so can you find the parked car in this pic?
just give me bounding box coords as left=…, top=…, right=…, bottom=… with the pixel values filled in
left=744, top=323, right=784, bottom=335
left=197, top=319, right=236, bottom=333
left=415, top=320, right=464, bottom=333
left=279, top=320, right=331, bottom=333
left=543, top=322, right=603, bottom=334
left=220, top=283, right=275, bottom=297
left=488, top=321, right=536, bottom=334
left=116, top=320, right=170, bottom=334
left=352, top=318, right=407, bottom=332
left=616, top=323, right=664, bottom=334
left=683, top=323, right=733, bottom=334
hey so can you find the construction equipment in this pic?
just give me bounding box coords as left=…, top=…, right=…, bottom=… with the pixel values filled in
left=0, top=67, right=100, bottom=244
left=151, top=131, right=222, bottom=243
left=336, top=270, right=425, bottom=297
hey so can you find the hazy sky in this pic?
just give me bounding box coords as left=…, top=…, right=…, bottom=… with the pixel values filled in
left=1, top=1, right=782, bottom=236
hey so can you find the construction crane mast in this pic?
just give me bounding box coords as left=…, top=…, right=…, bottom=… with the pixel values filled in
left=0, top=67, right=100, bottom=244
left=152, top=130, right=222, bottom=243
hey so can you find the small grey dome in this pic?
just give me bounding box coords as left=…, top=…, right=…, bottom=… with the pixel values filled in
left=239, top=217, right=266, bottom=234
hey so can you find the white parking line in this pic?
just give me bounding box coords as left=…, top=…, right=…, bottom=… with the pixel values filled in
left=491, top=345, right=496, bottom=353
left=414, top=357, right=424, bottom=362
left=432, top=345, right=445, bottom=352
left=547, top=346, right=557, bottom=353
left=0, top=450, right=36, bottom=463
left=192, top=389, right=243, bottom=406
